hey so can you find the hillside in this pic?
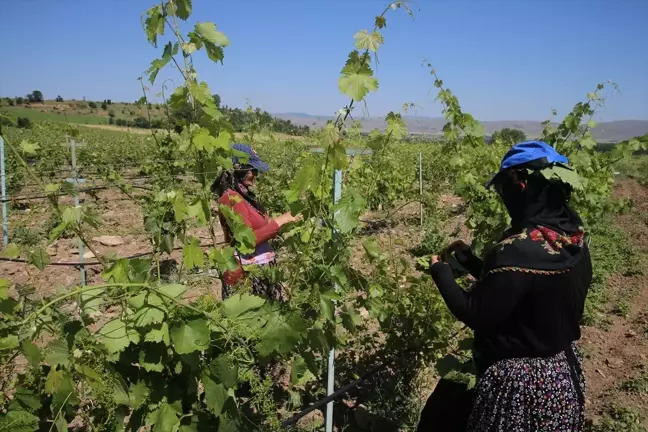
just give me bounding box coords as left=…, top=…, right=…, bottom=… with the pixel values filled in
left=275, top=113, right=648, bottom=143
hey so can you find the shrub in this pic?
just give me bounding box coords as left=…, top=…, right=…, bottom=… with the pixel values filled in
left=16, top=117, right=32, bottom=129
left=88, top=101, right=97, bottom=109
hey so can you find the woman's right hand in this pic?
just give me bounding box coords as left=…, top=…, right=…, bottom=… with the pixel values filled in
left=275, top=212, right=302, bottom=227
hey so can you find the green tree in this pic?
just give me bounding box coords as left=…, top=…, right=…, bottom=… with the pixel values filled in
left=491, top=128, right=527, bottom=144
left=55, top=95, right=64, bottom=102
left=30, top=90, right=44, bottom=103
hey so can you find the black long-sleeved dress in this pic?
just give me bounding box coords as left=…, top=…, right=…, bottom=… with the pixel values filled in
left=429, top=225, right=592, bottom=432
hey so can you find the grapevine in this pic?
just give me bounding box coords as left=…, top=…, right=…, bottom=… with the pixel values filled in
left=0, top=0, right=646, bottom=431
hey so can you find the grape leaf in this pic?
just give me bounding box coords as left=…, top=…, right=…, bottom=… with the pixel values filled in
left=28, top=247, right=50, bottom=271
left=148, top=403, right=180, bottom=432
left=22, top=340, right=41, bottom=369
left=175, top=0, right=192, bottom=20
left=9, top=387, right=42, bottom=411
left=339, top=74, right=378, bottom=102
left=138, top=343, right=165, bottom=372
left=222, top=293, right=265, bottom=319
left=210, top=355, right=239, bottom=389
left=0, top=279, right=8, bottom=299
left=362, top=239, right=381, bottom=260
left=144, top=5, right=165, bottom=47
left=182, top=237, right=204, bottom=269
left=540, top=165, right=583, bottom=190
left=128, top=381, right=150, bottom=409
left=98, top=318, right=140, bottom=354
left=145, top=322, right=171, bottom=346
left=80, top=286, right=104, bottom=316
left=209, top=247, right=239, bottom=273
left=0, top=335, right=18, bottom=350
left=195, top=22, right=229, bottom=46
left=1, top=243, right=20, bottom=258
left=0, top=410, right=39, bottom=432
left=354, top=30, right=383, bottom=52
left=158, top=283, right=187, bottom=299
left=170, top=319, right=210, bottom=354
left=19, top=140, right=40, bottom=154
left=258, top=310, right=308, bottom=356
left=202, top=373, right=229, bottom=416
left=44, top=340, right=70, bottom=368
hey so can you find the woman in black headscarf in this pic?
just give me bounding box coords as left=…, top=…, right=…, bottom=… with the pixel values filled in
left=426, top=141, right=592, bottom=431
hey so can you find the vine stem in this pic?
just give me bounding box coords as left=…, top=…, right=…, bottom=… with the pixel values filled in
left=20, top=283, right=148, bottom=326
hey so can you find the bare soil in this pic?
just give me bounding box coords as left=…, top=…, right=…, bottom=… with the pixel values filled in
left=580, top=178, right=648, bottom=427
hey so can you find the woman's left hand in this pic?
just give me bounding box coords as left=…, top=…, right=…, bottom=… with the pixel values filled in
left=431, top=255, right=441, bottom=265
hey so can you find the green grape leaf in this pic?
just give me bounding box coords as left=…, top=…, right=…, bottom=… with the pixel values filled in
left=28, top=247, right=50, bottom=271
left=1, top=243, right=21, bottom=258
left=128, top=381, right=150, bottom=409
left=222, top=293, right=266, bottom=319
left=147, top=41, right=178, bottom=84
left=170, top=319, right=210, bottom=354
left=129, top=292, right=166, bottom=327
left=80, top=286, right=104, bottom=316
left=354, top=30, right=383, bottom=52
left=138, top=343, right=166, bottom=372
left=144, top=5, right=165, bottom=47
left=339, top=51, right=378, bottom=101
left=338, top=74, right=378, bottom=101
left=19, top=140, right=40, bottom=154
left=46, top=368, right=78, bottom=409
left=175, top=0, right=192, bottom=20
left=158, top=283, right=187, bottom=299
left=145, top=322, right=171, bottom=346
left=0, top=410, right=39, bottom=432
left=0, top=335, right=18, bottom=350
left=195, top=22, right=230, bottom=46
left=22, top=340, right=41, bottom=369
left=183, top=237, right=204, bottom=269
left=540, top=165, right=583, bottom=190
left=386, top=112, right=407, bottom=140
left=44, top=340, right=70, bottom=368
left=202, top=373, right=229, bottom=416
left=258, top=310, right=308, bottom=356
left=98, top=318, right=140, bottom=354
left=210, top=355, right=239, bottom=388
left=0, top=279, right=8, bottom=299
left=149, top=402, right=180, bottom=432
left=209, top=247, right=239, bottom=273
left=334, top=191, right=365, bottom=234
left=362, top=238, right=381, bottom=260
left=375, top=16, right=386, bottom=29
left=218, top=205, right=255, bottom=254
left=290, top=355, right=315, bottom=386
left=9, top=387, right=42, bottom=411
left=319, top=297, right=335, bottom=322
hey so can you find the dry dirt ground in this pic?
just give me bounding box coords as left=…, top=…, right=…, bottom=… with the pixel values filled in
left=2, top=178, right=648, bottom=428
left=581, top=178, right=648, bottom=427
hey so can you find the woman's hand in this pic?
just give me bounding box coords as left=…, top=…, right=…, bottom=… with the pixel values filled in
left=274, top=212, right=303, bottom=227
left=431, top=255, right=441, bottom=265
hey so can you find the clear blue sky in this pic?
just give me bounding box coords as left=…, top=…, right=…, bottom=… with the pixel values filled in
left=1, top=0, right=647, bottom=121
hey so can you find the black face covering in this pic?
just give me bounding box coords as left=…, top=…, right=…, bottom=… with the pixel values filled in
left=496, top=169, right=583, bottom=235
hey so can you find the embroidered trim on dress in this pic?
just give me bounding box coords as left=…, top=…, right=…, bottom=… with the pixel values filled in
left=484, top=266, right=571, bottom=277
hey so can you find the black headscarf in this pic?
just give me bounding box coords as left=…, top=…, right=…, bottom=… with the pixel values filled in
left=211, top=166, right=267, bottom=215
left=484, top=165, right=586, bottom=273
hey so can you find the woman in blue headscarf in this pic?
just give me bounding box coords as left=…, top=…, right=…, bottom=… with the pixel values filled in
left=426, top=141, right=592, bottom=431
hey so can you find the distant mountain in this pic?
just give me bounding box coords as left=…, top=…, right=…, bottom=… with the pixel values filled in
left=273, top=114, right=648, bottom=143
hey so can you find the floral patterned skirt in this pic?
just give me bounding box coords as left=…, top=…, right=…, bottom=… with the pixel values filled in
left=467, top=343, right=585, bottom=432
